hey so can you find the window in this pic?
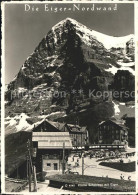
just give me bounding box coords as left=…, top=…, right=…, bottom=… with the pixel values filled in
left=54, top=163, right=58, bottom=170
left=53, top=154, right=58, bottom=159
left=47, top=163, right=51, bottom=167
left=116, top=130, right=119, bottom=134
left=45, top=155, right=49, bottom=159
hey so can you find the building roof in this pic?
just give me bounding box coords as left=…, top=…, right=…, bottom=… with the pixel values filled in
left=33, top=119, right=61, bottom=132
left=98, top=119, right=128, bottom=130
left=33, top=118, right=87, bottom=134
left=65, top=123, right=87, bottom=133
left=50, top=121, right=65, bottom=131
left=32, top=132, right=72, bottom=149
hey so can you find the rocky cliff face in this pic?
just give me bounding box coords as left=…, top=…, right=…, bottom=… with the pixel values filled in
left=6, top=18, right=134, bottom=91
left=5, top=18, right=135, bottom=132
left=112, top=70, right=135, bottom=101
left=126, top=38, right=135, bottom=60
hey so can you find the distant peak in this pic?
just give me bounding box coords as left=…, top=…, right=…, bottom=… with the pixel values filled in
left=52, top=18, right=79, bottom=30
left=65, top=17, right=77, bottom=22
left=65, top=17, right=73, bottom=20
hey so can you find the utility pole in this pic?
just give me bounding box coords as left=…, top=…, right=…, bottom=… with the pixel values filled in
left=27, top=156, right=29, bottom=181
left=62, top=142, right=65, bottom=174
left=27, top=139, right=32, bottom=192
left=27, top=139, right=38, bottom=192
left=27, top=140, right=33, bottom=170
left=33, top=165, right=37, bottom=192
left=27, top=139, right=31, bottom=192
left=82, top=156, right=84, bottom=175
left=28, top=157, right=32, bottom=192
left=16, top=164, right=18, bottom=180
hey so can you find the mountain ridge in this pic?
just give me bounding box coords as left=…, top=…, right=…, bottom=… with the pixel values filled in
left=6, top=18, right=134, bottom=91
left=51, top=18, right=134, bottom=50
left=5, top=18, right=135, bottom=141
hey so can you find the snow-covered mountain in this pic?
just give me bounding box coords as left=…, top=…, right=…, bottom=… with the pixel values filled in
left=53, top=18, right=134, bottom=50
left=6, top=18, right=134, bottom=91
left=5, top=18, right=135, bottom=135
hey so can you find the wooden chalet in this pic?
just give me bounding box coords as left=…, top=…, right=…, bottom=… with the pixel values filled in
left=32, top=119, right=89, bottom=148
left=98, top=119, right=128, bottom=145
left=33, top=119, right=62, bottom=132
left=122, top=110, right=135, bottom=147
left=32, top=132, right=72, bottom=173
left=62, top=124, right=89, bottom=148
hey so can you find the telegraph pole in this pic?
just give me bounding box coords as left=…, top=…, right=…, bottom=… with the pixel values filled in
left=27, top=155, right=28, bottom=181
left=33, top=165, right=37, bottom=192
left=27, top=139, right=38, bottom=192
left=27, top=139, right=32, bottom=192
left=28, top=158, right=32, bottom=192
left=82, top=156, right=84, bottom=175
left=62, top=142, right=65, bottom=174
left=16, top=164, right=18, bottom=180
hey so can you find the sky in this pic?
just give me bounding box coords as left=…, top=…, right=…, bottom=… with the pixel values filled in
left=4, top=3, right=134, bottom=84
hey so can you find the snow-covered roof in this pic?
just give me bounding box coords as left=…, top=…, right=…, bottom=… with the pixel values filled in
left=65, top=123, right=87, bottom=133
left=98, top=119, right=128, bottom=130
left=32, top=132, right=72, bottom=149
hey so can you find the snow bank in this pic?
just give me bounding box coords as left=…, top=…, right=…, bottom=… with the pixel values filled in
left=119, top=102, right=125, bottom=106
left=38, top=111, right=66, bottom=119
left=112, top=101, right=120, bottom=116
left=5, top=113, right=31, bottom=132
left=16, top=113, right=31, bottom=132
left=5, top=113, right=47, bottom=133
left=105, top=63, right=135, bottom=75
left=118, top=61, right=134, bottom=67
left=18, top=87, right=28, bottom=93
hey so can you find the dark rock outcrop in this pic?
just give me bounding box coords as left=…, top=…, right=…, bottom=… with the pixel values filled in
left=113, top=70, right=135, bottom=101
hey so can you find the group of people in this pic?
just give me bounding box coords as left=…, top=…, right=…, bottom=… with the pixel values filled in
left=120, top=174, right=131, bottom=181
left=72, top=156, right=80, bottom=167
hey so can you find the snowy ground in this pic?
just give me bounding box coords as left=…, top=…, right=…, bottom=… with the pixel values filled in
left=68, top=155, right=136, bottom=181
left=105, top=62, right=134, bottom=76
left=112, top=101, right=120, bottom=116
left=21, top=154, right=136, bottom=193
left=112, top=101, right=135, bottom=119
left=5, top=113, right=43, bottom=134
left=5, top=111, right=66, bottom=134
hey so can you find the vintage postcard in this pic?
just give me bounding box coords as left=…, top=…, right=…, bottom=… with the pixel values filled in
left=1, top=1, right=137, bottom=194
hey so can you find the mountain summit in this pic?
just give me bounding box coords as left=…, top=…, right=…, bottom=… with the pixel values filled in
left=52, top=17, right=134, bottom=50
left=6, top=18, right=134, bottom=121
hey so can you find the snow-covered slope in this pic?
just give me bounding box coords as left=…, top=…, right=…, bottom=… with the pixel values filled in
left=105, top=62, right=135, bottom=75
left=5, top=111, right=66, bottom=135
left=5, top=113, right=42, bottom=134
left=52, top=18, right=134, bottom=50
